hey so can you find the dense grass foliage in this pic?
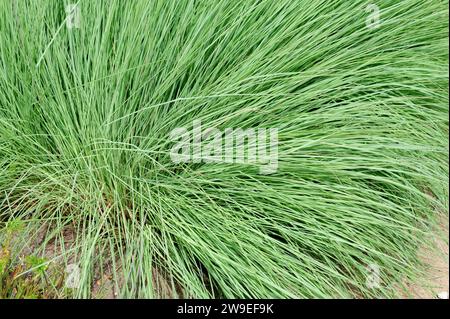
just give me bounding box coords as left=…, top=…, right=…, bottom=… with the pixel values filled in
left=0, top=0, right=448, bottom=298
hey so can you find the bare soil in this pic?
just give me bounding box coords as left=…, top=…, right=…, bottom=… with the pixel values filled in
left=402, top=215, right=449, bottom=299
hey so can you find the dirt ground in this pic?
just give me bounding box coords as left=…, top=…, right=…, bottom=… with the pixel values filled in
left=4, top=214, right=449, bottom=299
left=404, top=216, right=449, bottom=299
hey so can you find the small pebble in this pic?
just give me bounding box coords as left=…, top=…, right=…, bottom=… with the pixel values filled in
left=437, top=291, right=448, bottom=299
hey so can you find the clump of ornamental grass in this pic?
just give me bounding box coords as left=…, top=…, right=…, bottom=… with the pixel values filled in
left=0, top=0, right=448, bottom=298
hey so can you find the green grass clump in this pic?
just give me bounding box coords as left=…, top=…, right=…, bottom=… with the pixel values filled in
left=0, top=0, right=448, bottom=298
